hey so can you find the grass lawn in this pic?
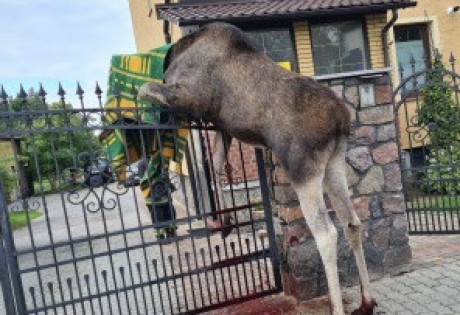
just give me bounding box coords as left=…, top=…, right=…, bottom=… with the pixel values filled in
left=33, top=179, right=73, bottom=196
left=407, top=195, right=460, bottom=210
left=8, top=211, right=42, bottom=231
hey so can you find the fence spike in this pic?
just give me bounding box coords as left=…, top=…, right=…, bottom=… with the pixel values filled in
left=58, top=82, right=66, bottom=97
left=47, top=282, right=56, bottom=305
left=152, top=259, right=159, bottom=278
left=18, top=84, right=27, bottom=99
left=184, top=252, right=190, bottom=263
left=398, top=62, right=404, bottom=80
left=112, top=85, right=120, bottom=99
left=409, top=55, right=416, bottom=74
left=38, top=83, right=47, bottom=98
left=0, top=85, right=8, bottom=100
left=83, top=274, right=91, bottom=295
left=95, top=82, right=103, bottom=95
left=76, top=82, right=84, bottom=97
left=135, top=262, right=142, bottom=278
left=130, top=82, right=138, bottom=98
left=29, top=287, right=38, bottom=310
left=66, top=278, right=75, bottom=300
left=101, top=270, right=108, bottom=288
left=449, top=52, right=456, bottom=64
left=245, top=238, right=251, bottom=253
left=434, top=49, right=442, bottom=62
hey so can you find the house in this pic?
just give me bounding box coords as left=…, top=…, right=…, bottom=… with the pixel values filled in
left=388, top=0, right=460, bottom=164
left=390, top=0, right=460, bottom=85
left=131, top=0, right=417, bottom=77
left=128, top=0, right=417, bottom=302
left=128, top=0, right=417, bottom=187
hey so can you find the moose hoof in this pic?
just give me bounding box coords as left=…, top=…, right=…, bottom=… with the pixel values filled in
left=206, top=215, right=234, bottom=238
left=351, top=299, right=377, bottom=315
left=220, top=216, right=234, bottom=238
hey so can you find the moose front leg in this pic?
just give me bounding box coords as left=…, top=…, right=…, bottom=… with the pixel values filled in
left=206, top=132, right=234, bottom=238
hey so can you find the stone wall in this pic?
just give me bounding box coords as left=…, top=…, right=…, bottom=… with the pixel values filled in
left=273, top=70, right=412, bottom=300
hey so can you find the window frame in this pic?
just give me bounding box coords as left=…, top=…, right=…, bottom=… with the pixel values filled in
left=308, top=18, right=371, bottom=76
left=242, top=23, right=300, bottom=73
left=394, top=23, right=432, bottom=98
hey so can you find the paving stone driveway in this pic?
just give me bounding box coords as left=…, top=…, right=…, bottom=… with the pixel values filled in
left=0, top=186, right=272, bottom=315
left=207, top=235, right=460, bottom=315
left=344, top=259, right=460, bottom=314
left=1, top=184, right=460, bottom=315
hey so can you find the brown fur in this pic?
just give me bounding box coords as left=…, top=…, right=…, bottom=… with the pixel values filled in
left=142, top=23, right=350, bottom=184
left=139, top=23, right=375, bottom=315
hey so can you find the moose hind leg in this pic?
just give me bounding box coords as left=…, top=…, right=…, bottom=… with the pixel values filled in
left=324, top=144, right=376, bottom=315
left=292, top=173, right=345, bottom=315
left=212, top=132, right=232, bottom=210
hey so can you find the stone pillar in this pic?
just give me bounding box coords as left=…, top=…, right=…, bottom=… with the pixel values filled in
left=274, top=71, right=412, bottom=301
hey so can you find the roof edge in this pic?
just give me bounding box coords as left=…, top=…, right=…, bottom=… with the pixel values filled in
left=156, top=1, right=417, bottom=25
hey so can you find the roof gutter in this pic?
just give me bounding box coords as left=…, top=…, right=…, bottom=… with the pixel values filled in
left=156, top=2, right=416, bottom=26
left=381, top=9, right=399, bottom=67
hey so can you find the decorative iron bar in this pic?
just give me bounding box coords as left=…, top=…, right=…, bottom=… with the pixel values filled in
left=0, top=82, right=282, bottom=314
left=394, top=51, right=460, bottom=234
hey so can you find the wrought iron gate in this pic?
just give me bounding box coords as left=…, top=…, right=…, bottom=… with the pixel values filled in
left=0, top=84, right=281, bottom=314
left=394, top=51, right=460, bottom=234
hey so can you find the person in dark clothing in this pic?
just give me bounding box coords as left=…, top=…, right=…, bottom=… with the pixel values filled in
left=137, top=157, right=177, bottom=239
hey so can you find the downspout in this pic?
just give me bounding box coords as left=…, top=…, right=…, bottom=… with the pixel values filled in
left=163, top=0, right=172, bottom=44
left=147, top=0, right=172, bottom=43
left=381, top=9, right=399, bottom=67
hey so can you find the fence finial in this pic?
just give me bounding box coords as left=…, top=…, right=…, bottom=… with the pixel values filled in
left=0, top=85, right=7, bottom=100
left=58, top=82, right=66, bottom=97
left=95, top=82, right=103, bottom=96
left=112, top=85, right=120, bottom=99
left=434, top=49, right=442, bottom=63
left=410, top=54, right=416, bottom=74
left=130, top=82, right=138, bottom=98
left=398, top=62, right=404, bottom=80
left=76, top=82, right=84, bottom=98
left=18, top=84, right=27, bottom=99
left=449, top=52, right=456, bottom=71
left=38, top=83, right=47, bottom=98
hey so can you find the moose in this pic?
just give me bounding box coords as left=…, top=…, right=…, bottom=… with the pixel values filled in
left=139, top=23, right=377, bottom=315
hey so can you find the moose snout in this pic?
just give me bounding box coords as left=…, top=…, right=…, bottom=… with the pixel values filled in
left=138, top=82, right=169, bottom=106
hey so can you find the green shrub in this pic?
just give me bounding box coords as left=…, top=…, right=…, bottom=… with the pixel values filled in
left=416, top=60, right=460, bottom=194
left=0, top=163, right=17, bottom=203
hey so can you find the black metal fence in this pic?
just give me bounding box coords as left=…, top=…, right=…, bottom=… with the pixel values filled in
left=0, top=83, right=281, bottom=314
left=394, top=51, right=460, bottom=234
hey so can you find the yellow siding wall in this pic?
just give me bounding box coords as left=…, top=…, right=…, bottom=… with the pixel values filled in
left=128, top=0, right=182, bottom=52
left=395, top=0, right=460, bottom=67
left=293, top=15, right=388, bottom=77
left=293, top=22, right=314, bottom=77
left=366, top=14, right=387, bottom=69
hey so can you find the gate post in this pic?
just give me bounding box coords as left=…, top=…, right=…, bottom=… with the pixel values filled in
left=271, top=70, right=412, bottom=300
left=0, top=180, right=27, bottom=314
left=0, top=234, right=16, bottom=315
left=255, top=149, right=282, bottom=290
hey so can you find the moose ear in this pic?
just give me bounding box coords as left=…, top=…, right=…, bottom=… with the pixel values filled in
left=138, top=82, right=176, bottom=106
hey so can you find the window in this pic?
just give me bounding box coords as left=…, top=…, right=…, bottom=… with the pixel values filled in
left=394, top=24, right=431, bottom=91
left=310, top=20, right=369, bottom=75
left=245, top=28, right=297, bottom=71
